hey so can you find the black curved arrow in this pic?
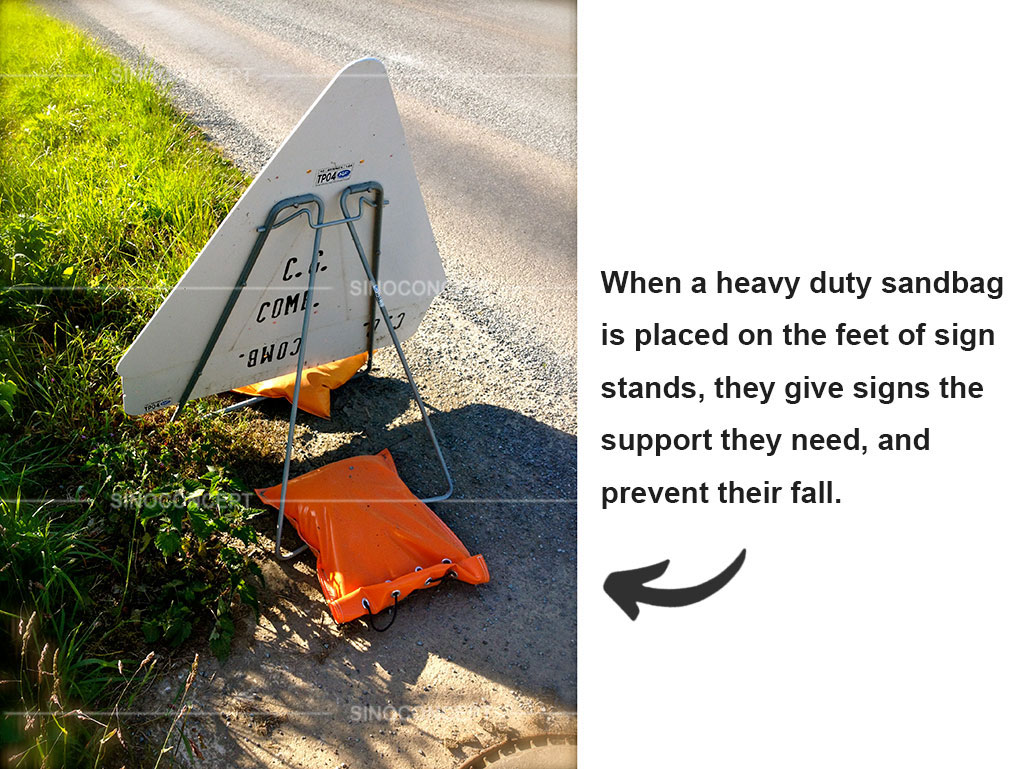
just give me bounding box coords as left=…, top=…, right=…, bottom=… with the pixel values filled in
left=604, top=549, right=746, bottom=620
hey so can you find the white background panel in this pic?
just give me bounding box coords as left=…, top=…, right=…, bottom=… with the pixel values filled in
left=579, top=3, right=1023, bottom=766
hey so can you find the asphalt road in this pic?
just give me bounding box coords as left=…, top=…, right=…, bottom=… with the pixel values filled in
left=44, top=0, right=576, bottom=374
left=40, top=1, right=576, bottom=766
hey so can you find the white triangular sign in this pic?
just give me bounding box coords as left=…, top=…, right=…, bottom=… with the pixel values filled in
left=117, top=58, right=444, bottom=415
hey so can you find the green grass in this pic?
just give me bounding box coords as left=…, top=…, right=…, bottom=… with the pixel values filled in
left=0, top=2, right=270, bottom=765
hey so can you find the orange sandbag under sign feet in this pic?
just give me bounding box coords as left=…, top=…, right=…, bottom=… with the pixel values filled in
left=234, top=352, right=369, bottom=418
left=257, top=450, right=488, bottom=624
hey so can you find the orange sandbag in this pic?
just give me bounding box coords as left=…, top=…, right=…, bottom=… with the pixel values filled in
left=256, top=450, right=488, bottom=623
left=233, top=353, right=368, bottom=418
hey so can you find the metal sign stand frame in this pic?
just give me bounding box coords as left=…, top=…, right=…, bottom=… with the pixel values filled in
left=169, top=181, right=453, bottom=560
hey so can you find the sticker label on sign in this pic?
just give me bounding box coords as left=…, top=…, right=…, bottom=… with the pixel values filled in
left=315, top=164, right=353, bottom=186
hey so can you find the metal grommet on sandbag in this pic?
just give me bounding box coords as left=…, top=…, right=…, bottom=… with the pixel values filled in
left=426, top=569, right=459, bottom=588
left=364, top=593, right=399, bottom=632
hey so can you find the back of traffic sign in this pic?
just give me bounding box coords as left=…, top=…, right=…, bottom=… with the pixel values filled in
left=117, top=58, right=444, bottom=415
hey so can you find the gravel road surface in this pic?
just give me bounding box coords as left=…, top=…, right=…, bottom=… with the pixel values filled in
left=39, top=1, right=576, bottom=766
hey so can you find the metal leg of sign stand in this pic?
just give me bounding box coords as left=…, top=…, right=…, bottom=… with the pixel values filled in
left=340, top=182, right=454, bottom=510
left=170, top=183, right=453, bottom=562
left=216, top=395, right=267, bottom=415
